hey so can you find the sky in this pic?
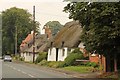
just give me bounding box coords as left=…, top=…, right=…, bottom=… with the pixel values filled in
left=0, top=0, right=72, bottom=33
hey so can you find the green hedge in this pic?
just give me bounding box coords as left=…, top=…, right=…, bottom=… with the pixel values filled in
left=64, top=53, right=83, bottom=66
left=35, top=52, right=47, bottom=64
left=63, top=48, right=84, bottom=67
left=38, top=60, right=49, bottom=66
left=38, top=60, right=65, bottom=68
left=85, top=62, right=98, bottom=68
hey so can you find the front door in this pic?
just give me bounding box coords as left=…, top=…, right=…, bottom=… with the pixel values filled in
left=56, top=48, right=58, bottom=61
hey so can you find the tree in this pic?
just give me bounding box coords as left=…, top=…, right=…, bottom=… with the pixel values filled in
left=2, top=7, right=39, bottom=55
left=64, top=2, right=120, bottom=72
left=44, top=21, right=63, bottom=36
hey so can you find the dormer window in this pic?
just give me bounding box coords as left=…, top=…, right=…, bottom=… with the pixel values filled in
left=47, top=34, right=48, bottom=38
left=28, top=44, right=30, bottom=47
left=37, top=46, right=39, bottom=49
left=62, top=41, right=64, bottom=47
left=51, top=42, right=53, bottom=47
left=62, top=48, right=65, bottom=56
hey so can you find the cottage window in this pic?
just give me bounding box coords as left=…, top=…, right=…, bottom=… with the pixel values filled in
left=62, top=49, right=65, bottom=56
left=26, top=53, right=29, bottom=56
left=50, top=48, right=52, bottom=55
left=37, top=46, right=39, bottom=49
left=29, top=53, right=31, bottom=56
left=51, top=42, right=53, bottom=47
left=28, top=44, right=30, bottom=47
left=62, top=41, right=64, bottom=47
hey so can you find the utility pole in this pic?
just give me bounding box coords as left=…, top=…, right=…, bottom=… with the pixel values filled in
left=33, top=6, right=35, bottom=63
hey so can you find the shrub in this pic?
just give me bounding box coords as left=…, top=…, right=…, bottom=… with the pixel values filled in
left=38, top=60, right=49, bottom=66
left=57, top=61, right=65, bottom=68
left=38, top=60, right=65, bottom=68
left=47, top=61, right=65, bottom=68
left=19, top=57, right=25, bottom=61
left=85, top=62, right=98, bottom=68
left=63, top=48, right=85, bottom=67
left=64, top=53, right=83, bottom=66
left=14, top=55, right=19, bottom=60
left=35, top=52, right=47, bottom=64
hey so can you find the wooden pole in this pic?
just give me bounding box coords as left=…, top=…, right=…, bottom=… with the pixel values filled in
left=33, top=6, right=35, bottom=63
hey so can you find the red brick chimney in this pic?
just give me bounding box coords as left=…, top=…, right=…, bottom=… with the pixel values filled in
left=44, top=26, right=52, bottom=38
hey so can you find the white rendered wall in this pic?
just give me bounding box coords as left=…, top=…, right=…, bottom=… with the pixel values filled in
left=47, top=47, right=56, bottom=61
left=58, top=48, right=68, bottom=61
left=24, top=53, right=38, bottom=62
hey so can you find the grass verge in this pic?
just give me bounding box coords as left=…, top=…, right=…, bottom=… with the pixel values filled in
left=62, top=66, right=98, bottom=73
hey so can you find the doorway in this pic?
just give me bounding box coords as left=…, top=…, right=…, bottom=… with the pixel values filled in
left=56, top=48, right=58, bottom=61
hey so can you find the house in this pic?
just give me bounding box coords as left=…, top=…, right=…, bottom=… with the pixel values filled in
left=47, top=21, right=83, bottom=61
left=20, top=31, right=48, bottom=62
left=20, top=31, right=33, bottom=61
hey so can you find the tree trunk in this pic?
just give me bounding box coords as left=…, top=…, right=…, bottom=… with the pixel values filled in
left=114, top=54, right=117, bottom=72
left=106, top=55, right=111, bottom=72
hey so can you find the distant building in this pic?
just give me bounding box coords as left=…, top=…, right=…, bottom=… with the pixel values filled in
left=20, top=31, right=48, bottom=62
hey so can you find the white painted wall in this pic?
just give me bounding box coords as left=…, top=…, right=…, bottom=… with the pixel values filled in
left=58, top=48, right=68, bottom=61
left=47, top=47, right=56, bottom=61
left=20, top=52, right=24, bottom=57
left=23, top=52, right=38, bottom=62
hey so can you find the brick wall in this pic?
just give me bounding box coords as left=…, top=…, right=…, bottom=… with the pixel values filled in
left=90, top=54, right=106, bottom=72
left=89, top=55, right=99, bottom=64
left=45, top=27, right=52, bottom=38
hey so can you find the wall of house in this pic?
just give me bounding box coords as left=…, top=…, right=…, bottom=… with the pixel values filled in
left=24, top=52, right=32, bottom=61
left=23, top=52, right=38, bottom=62
left=20, top=52, right=25, bottom=57
left=58, top=48, right=68, bottom=61
left=47, top=47, right=56, bottom=61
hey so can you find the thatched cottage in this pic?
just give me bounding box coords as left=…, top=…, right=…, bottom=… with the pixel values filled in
left=20, top=31, right=48, bottom=62
left=47, top=21, right=83, bottom=61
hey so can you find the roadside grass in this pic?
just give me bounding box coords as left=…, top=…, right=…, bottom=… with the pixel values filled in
left=24, top=61, right=33, bottom=64
left=62, top=66, right=98, bottom=73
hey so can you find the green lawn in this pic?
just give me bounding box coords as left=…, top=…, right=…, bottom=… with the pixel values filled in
left=62, top=66, right=98, bottom=73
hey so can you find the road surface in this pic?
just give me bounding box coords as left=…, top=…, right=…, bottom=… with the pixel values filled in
left=2, top=61, right=72, bottom=78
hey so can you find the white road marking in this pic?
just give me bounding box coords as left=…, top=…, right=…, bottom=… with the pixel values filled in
left=28, top=74, right=34, bottom=78
left=10, top=66, right=13, bottom=68
left=13, top=67, right=16, bottom=70
left=21, top=71, right=27, bottom=74
left=5, top=64, right=35, bottom=78
left=17, top=69, right=20, bottom=72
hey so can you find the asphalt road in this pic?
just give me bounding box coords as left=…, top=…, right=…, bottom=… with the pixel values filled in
left=2, top=61, right=72, bottom=78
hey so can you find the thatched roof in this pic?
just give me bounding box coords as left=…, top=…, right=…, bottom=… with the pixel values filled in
left=20, top=33, right=33, bottom=52
left=48, top=21, right=82, bottom=48
left=25, top=34, right=48, bottom=53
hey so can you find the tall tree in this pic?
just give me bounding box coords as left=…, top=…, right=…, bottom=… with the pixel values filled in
left=44, top=21, right=63, bottom=36
left=2, top=7, right=39, bottom=55
left=64, top=2, right=120, bottom=72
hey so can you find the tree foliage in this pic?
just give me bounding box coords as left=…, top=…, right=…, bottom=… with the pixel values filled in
left=64, top=2, right=120, bottom=56
left=2, top=7, right=39, bottom=55
left=44, top=21, right=63, bottom=36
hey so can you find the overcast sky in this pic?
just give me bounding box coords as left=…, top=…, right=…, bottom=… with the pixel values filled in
left=0, top=0, right=72, bottom=33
